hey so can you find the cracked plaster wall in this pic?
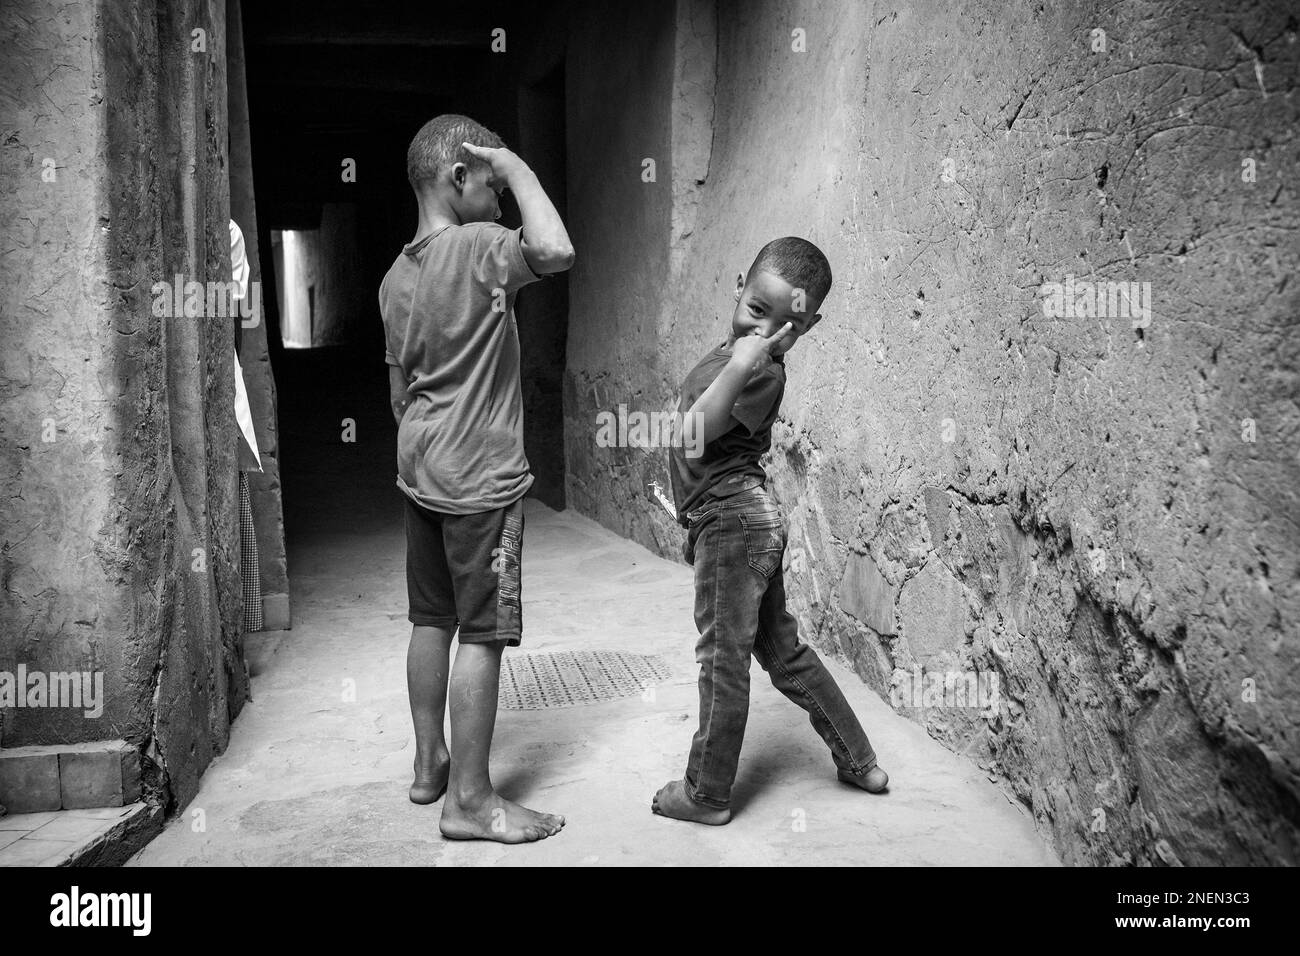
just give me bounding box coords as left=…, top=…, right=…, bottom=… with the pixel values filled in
left=564, top=0, right=1299, bottom=864
left=1, top=0, right=248, bottom=813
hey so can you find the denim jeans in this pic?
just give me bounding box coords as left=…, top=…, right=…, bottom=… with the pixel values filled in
left=681, top=485, right=878, bottom=809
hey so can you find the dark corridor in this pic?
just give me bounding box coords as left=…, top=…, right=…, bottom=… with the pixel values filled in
left=241, top=1, right=571, bottom=553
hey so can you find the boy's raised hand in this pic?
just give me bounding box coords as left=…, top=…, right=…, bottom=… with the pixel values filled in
left=464, top=141, right=575, bottom=274
left=729, top=322, right=793, bottom=373
left=462, top=142, right=524, bottom=183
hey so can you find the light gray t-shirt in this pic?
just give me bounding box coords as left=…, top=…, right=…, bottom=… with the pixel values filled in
left=379, top=221, right=540, bottom=514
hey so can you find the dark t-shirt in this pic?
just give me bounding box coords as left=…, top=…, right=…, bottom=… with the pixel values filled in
left=669, top=343, right=786, bottom=526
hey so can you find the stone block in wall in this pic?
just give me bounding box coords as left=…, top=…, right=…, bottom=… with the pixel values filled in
left=59, top=741, right=140, bottom=809
left=993, top=506, right=1034, bottom=633
left=0, top=741, right=140, bottom=811
left=0, top=747, right=62, bottom=813
left=838, top=552, right=897, bottom=636
left=922, top=487, right=953, bottom=545
left=898, top=562, right=968, bottom=662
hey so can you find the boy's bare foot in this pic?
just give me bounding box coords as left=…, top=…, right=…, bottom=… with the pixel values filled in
left=439, top=791, right=565, bottom=844
left=838, top=766, right=889, bottom=793
left=409, top=752, right=450, bottom=805
left=651, top=779, right=731, bottom=825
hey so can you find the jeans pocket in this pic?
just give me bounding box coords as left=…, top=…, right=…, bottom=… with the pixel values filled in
left=739, top=509, right=785, bottom=578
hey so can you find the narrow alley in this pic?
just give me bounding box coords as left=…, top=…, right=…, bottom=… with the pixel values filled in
left=133, top=348, right=1053, bottom=865
left=2, top=0, right=1295, bottom=879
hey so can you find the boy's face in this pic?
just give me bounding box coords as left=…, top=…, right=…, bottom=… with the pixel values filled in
left=730, top=269, right=823, bottom=357
left=451, top=162, right=503, bottom=224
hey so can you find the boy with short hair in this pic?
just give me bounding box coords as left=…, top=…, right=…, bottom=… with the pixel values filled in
left=654, top=237, right=890, bottom=825
left=380, top=113, right=574, bottom=843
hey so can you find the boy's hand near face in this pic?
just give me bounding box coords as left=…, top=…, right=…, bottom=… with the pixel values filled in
left=729, top=322, right=793, bottom=373
left=462, top=142, right=575, bottom=276
left=687, top=322, right=793, bottom=445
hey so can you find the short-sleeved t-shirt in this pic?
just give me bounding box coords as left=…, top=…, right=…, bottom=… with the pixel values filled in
left=669, top=343, right=786, bottom=525
left=379, top=222, right=541, bottom=514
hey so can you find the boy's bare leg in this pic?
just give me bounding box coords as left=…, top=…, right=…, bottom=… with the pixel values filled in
left=439, top=640, right=565, bottom=843
left=408, top=624, right=453, bottom=804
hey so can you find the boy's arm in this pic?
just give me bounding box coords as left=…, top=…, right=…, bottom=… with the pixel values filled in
left=462, top=142, right=574, bottom=275
left=389, top=364, right=411, bottom=424
left=686, top=324, right=793, bottom=445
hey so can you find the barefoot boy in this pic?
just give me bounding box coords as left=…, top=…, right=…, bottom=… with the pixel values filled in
left=380, top=114, right=574, bottom=843
left=653, top=237, right=889, bottom=825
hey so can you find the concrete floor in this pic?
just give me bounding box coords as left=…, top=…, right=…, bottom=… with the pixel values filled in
left=132, top=496, right=1056, bottom=866
left=130, top=349, right=1057, bottom=866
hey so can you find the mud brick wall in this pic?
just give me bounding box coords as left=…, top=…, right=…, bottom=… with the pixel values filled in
left=564, top=0, right=1299, bottom=863
left=0, top=0, right=248, bottom=812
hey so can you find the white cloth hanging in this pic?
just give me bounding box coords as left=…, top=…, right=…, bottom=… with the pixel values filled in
left=230, top=219, right=262, bottom=472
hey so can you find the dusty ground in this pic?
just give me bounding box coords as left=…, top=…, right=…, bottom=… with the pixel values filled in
left=132, top=492, right=1056, bottom=866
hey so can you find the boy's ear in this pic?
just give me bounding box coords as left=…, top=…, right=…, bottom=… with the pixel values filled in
left=450, top=162, right=469, bottom=191
left=734, top=271, right=746, bottom=299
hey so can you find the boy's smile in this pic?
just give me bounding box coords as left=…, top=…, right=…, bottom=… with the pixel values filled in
left=729, top=268, right=822, bottom=356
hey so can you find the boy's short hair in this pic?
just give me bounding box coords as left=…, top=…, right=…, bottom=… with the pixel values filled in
left=407, top=114, right=505, bottom=190
left=749, top=237, right=833, bottom=303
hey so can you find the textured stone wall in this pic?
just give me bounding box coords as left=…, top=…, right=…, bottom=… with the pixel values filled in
left=0, top=0, right=248, bottom=812
left=564, top=0, right=1299, bottom=864
left=1, top=0, right=118, bottom=749
left=563, top=0, right=678, bottom=548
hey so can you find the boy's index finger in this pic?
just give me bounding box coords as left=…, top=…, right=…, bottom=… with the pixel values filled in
left=766, top=322, right=795, bottom=346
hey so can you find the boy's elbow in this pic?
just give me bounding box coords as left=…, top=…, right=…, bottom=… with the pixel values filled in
left=530, top=242, right=576, bottom=274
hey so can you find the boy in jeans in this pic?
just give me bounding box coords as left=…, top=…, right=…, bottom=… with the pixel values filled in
left=380, top=114, right=574, bottom=843
left=654, top=237, right=889, bottom=825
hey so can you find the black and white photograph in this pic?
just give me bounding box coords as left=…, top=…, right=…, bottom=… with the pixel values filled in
left=0, top=0, right=1295, bottom=909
